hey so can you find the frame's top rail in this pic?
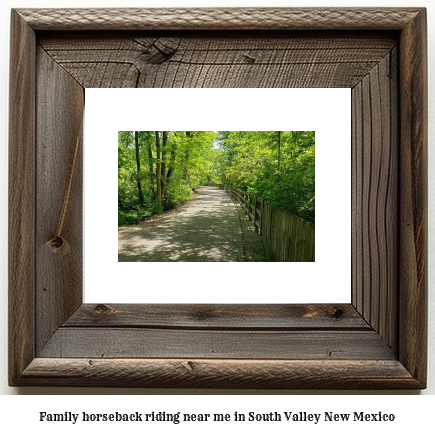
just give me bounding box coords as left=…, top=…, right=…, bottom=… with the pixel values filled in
left=14, top=7, right=424, bottom=32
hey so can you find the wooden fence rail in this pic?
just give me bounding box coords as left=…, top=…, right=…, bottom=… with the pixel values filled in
left=221, top=184, right=315, bottom=262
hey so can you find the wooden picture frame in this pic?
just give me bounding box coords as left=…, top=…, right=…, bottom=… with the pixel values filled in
left=9, top=8, right=427, bottom=389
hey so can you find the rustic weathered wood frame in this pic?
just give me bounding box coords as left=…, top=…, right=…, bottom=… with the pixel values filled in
left=9, top=8, right=427, bottom=388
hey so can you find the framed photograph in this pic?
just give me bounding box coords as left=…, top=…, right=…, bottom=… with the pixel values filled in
left=87, top=88, right=347, bottom=304
left=9, top=8, right=427, bottom=388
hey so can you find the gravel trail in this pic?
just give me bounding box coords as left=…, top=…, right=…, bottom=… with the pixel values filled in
left=118, top=186, right=245, bottom=262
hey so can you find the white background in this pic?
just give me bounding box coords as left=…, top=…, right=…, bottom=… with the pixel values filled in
left=0, top=0, right=434, bottom=421
left=85, top=88, right=351, bottom=304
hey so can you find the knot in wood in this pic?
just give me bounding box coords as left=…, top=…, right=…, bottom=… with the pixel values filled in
left=243, top=53, right=256, bottom=64
left=94, top=304, right=116, bottom=315
left=332, top=308, right=345, bottom=319
left=45, top=235, right=70, bottom=255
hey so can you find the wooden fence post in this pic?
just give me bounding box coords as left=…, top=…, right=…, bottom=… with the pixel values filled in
left=222, top=184, right=314, bottom=261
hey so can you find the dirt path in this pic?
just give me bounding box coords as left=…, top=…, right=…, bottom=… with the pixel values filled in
left=118, top=186, right=245, bottom=262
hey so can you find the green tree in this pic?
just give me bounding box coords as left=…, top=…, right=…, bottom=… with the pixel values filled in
left=216, top=131, right=315, bottom=223
left=118, top=131, right=314, bottom=225
left=118, top=131, right=218, bottom=224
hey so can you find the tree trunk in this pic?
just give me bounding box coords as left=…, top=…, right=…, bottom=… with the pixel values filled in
left=184, top=131, right=193, bottom=182
left=277, top=130, right=281, bottom=171
left=135, top=131, right=145, bottom=206
left=147, top=132, right=154, bottom=195
left=167, top=156, right=176, bottom=179
left=165, top=135, right=177, bottom=204
left=161, top=131, right=167, bottom=207
left=155, top=131, right=162, bottom=210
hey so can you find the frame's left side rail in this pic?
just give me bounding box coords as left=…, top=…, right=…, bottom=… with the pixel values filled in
left=8, top=10, right=37, bottom=386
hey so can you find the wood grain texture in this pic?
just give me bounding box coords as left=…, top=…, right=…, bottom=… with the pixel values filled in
left=39, top=33, right=396, bottom=88
left=35, top=48, right=84, bottom=354
left=387, top=46, right=399, bottom=350
left=398, top=9, right=428, bottom=387
left=351, top=50, right=398, bottom=352
left=39, top=329, right=395, bottom=360
left=16, top=8, right=422, bottom=31
left=8, top=10, right=36, bottom=386
left=260, top=201, right=315, bottom=262
left=8, top=7, right=427, bottom=389
left=65, top=304, right=369, bottom=330
left=17, top=358, right=420, bottom=389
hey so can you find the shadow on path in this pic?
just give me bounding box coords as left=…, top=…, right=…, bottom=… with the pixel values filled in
left=118, top=186, right=244, bottom=262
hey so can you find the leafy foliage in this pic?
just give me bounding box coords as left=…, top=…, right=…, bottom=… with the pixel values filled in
left=118, top=131, right=314, bottom=225
left=216, top=131, right=315, bottom=223
left=118, top=131, right=218, bottom=225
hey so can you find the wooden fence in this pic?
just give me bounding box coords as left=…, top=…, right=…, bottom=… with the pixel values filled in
left=222, top=185, right=315, bottom=262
